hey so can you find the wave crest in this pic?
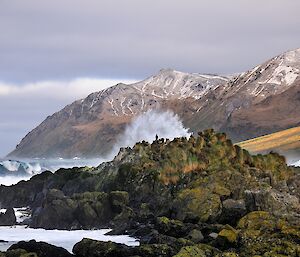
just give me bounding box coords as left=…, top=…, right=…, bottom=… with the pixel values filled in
left=0, top=160, right=42, bottom=176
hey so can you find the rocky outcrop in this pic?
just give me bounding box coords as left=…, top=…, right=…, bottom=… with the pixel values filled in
left=31, top=190, right=129, bottom=229
left=73, top=238, right=177, bottom=257
left=8, top=240, right=73, bottom=257
left=1, top=130, right=300, bottom=255
left=0, top=208, right=16, bottom=226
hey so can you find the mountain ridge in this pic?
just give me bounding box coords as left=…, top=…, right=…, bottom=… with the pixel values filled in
left=8, top=48, right=300, bottom=158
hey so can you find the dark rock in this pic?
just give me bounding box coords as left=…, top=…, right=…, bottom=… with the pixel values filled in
left=155, top=217, right=187, bottom=238
left=2, top=248, right=38, bottom=257
left=31, top=189, right=78, bottom=229
left=219, top=199, right=247, bottom=225
left=216, top=225, right=238, bottom=249
left=109, top=191, right=129, bottom=213
left=174, top=243, right=221, bottom=257
left=186, top=229, right=204, bottom=243
left=0, top=171, right=52, bottom=208
left=73, top=239, right=133, bottom=257
left=0, top=208, right=16, bottom=226
left=73, top=238, right=176, bottom=257
left=31, top=190, right=119, bottom=229
left=8, top=240, right=73, bottom=257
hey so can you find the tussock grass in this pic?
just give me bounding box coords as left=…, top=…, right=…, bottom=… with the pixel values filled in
left=237, top=126, right=300, bottom=153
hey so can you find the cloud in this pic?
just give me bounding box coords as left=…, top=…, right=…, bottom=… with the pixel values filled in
left=1, top=0, right=300, bottom=156
left=0, top=78, right=136, bottom=100
left=0, top=0, right=299, bottom=82
left=0, top=78, right=137, bottom=157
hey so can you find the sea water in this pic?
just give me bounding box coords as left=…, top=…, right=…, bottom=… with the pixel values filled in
left=0, top=226, right=139, bottom=252
left=0, top=158, right=105, bottom=186
left=0, top=160, right=139, bottom=253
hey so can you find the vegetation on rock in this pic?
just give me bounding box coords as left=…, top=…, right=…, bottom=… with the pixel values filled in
left=0, top=129, right=299, bottom=256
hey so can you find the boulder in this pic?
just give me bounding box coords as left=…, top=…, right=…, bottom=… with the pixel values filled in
left=31, top=190, right=119, bottom=229
left=8, top=240, right=73, bottom=257
left=217, top=225, right=238, bottom=247
left=0, top=208, right=16, bottom=226
left=73, top=239, right=132, bottom=257
left=186, top=229, right=204, bottom=243
left=73, top=238, right=176, bottom=257
left=219, top=199, right=246, bottom=225
left=109, top=191, right=129, bottom=213
left=31, top=189, right=77, bottom=229
left=0, top=248, right=38, bottom=257
left=155, top=217, right=187, bottom=237
left=175, top=188, right=221, bottom=223
left=244, top=189, right=300, bottom=216
left=174, top=243, right=221, bottom=257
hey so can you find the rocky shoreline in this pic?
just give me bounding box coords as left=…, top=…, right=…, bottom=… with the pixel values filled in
left=0, top=129, right=300, bottom=256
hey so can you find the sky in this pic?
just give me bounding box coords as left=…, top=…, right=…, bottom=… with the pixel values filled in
left=0, top=0, right=300, bottom=157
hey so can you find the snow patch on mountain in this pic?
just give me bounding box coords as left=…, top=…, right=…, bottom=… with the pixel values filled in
left=268, top=64, right=299, bottom=85
left=73, top=69, right=230, bottom=119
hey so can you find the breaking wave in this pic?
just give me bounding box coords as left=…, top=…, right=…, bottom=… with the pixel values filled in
left=0, top=158, right=103, bottom=186
left=0, top=110, right=189, bottom=185
left=110, top=109, right=190, bottom=157
left=0, top=160, right=41, bottom=176
left=291, top=160, right=300, bottom=167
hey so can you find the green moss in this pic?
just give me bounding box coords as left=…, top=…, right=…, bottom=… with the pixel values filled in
left=174, top=244, right=220, bottom=257
left=176, top=188, right=221, bottom=222
left=239, top=238, right=300, bottom=257
left=218, top=225, right=238, bottom=243
left=237, top=211, right=275, bottom=231
left=138, top=244, right=174, bottom=257
left=2, top=249, right=38, bottom=257
left=216, top=253, right=239, bottom=257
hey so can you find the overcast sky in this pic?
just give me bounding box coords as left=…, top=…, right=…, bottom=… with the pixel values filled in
left=0, top=0, right=300, bottom=157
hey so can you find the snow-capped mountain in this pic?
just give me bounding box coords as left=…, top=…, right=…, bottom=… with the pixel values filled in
left=8, top=69, right=229, bottom=158
left=75, top=69, right=228, bottom=118
left=218, top=48, right=300, bottom=141
left=8, top=48, right=300, bottom=158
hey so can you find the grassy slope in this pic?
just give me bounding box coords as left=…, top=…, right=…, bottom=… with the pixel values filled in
left=237, top=126, right=300, bottom=159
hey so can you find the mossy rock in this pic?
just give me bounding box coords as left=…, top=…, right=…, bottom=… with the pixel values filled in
left=73, top=239, right=132, bottom=257
left=174, top=243, right=220, bottom=257
left=237, top=211, right=275, bottom=230
left=176, top=188, right=221, bottom=222
left=137, top=244, right=176, bottom=257
left=239, top=238, right=300, bottom=257
left=211, top=183, right=231, bottom=197
left=109, top=191, right=129, bottom=209
left=113, top=206, right=135, bottom=224
left=156, top=216, right=186, bottom=237
left=139, top=203, right=152, bottom=219
left=2, top=249, right=37, bottom=257
left=237, top=211, right=277, bottom=239
left=276, top=219, right=300, bottom=240
left=76, top=202, right=98, bottom=225
left=8, top=240, right=72, bottom=257
left=218, top=225, right=238, bottom=244
left=19, top=253, right=38, bottom=257
left=216, top=253, right=239, bottom=257
left=74, top=238, right=176, bottom=257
